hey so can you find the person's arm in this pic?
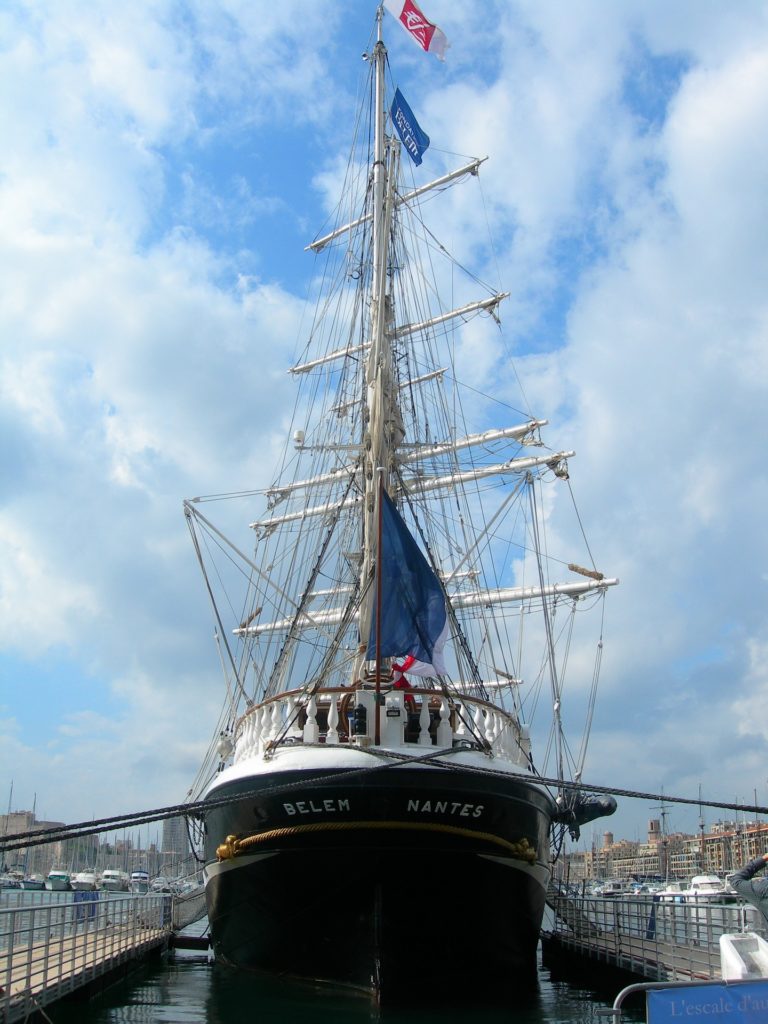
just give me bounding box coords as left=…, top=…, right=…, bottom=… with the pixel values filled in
left=728, top=853, right=768, bottom=891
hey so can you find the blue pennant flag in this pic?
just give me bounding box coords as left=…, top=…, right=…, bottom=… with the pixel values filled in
left=390, top=87, right=430, bottom=166
left=366, top=490, right=448, bottom=677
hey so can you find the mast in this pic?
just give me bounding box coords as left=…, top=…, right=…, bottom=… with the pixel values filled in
left=357, top=9, right=402, bottom=679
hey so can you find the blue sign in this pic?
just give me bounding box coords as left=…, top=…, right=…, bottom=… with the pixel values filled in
left=390, top=88, right=430, bottom=165
left=648, top=982, right=768, bottom=1022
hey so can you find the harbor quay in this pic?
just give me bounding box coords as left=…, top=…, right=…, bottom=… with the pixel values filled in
left=0, top=887, right=207, bottom=1024
left=543, top=888, right=768, bottom=985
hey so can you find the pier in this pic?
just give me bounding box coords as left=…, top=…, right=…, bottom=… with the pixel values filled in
left=543, top=892, right=768, bottom=985
left=0, top=890, right=207, bottom=1023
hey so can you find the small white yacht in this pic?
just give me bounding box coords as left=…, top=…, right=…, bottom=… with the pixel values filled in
left=21, top=874, right=46, bottom=890
left=46, top=868, right=71, bottom=891
left=71, top=870, right=99, bottom=891
left=657, top=880, right=687, bottom=902
left=685, top=874, right=736, bottom=902
left=100, top=869, right=129, bottom=892
left=130, top=870, right=150, bottom=894
left=595, top=879, right=632, bottom=897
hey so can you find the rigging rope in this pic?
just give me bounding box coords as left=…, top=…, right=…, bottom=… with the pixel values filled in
left=2, top=753, right=767, bottom=854
left=529, top=479, right=564, bottom=786
left=185, top=504, right=252, bottom=709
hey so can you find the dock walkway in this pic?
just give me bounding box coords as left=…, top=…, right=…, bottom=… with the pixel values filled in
left=0, top=891, right=197, bottom=1023
left=544, top=892, right=768, bottom=982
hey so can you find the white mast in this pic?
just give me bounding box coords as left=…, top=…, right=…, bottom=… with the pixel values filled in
left=357, top=10, right=402, bottom=674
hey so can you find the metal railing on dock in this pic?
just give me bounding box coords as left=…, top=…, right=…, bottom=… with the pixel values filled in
left=545, top=894, right=768, bottom=982
left=0, top=892, right=174, bottom=1023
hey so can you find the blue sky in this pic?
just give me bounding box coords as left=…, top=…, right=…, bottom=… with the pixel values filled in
left=2, top=0, right=768, bottom=847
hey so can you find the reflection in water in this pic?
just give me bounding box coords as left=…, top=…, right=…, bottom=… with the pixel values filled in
left=50, top=946, right=642, bottom=1023
left=207, top=962, right=547, bottom=1024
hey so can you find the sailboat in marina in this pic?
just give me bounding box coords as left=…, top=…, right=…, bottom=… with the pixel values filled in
left=187, top=3, right=618, bottom=1002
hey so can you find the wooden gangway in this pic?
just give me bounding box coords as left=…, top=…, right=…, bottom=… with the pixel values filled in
left=0, top=891, right=198, bottom=1023
left=544, top=891, right=768, bottom=983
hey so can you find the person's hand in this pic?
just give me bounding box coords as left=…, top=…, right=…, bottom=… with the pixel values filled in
left=762, top=852, right=768, bottom=863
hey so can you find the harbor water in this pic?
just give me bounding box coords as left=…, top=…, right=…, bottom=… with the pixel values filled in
left=44, top=924, right=645, bottom=1024
left=1, top=891, right=645, bottom=1022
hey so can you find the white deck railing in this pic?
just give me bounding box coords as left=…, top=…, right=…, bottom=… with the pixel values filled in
left=232, top=688, right=531, bottom=767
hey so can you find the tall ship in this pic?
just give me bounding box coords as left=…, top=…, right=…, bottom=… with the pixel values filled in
left=188, top=4, right=618, bottom=1003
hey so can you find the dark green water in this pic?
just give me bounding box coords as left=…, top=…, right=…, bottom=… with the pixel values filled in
left=1, top=894, right=644, bottom=1022
left=49, top=943, right=645, bottom=1024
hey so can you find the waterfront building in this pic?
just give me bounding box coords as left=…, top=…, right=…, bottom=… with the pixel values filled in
left=1, top=810, right=167, bottom=879
left=162, top=816, right=189, bottom=856
left=564, top=818, right=768, bottom=882
left=0, top=809, right=74, bottom=876
left=160, top=815, right=193, bottom=877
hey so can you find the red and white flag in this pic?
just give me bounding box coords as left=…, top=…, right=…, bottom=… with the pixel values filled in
left=383, top=0, right=449, bottom=61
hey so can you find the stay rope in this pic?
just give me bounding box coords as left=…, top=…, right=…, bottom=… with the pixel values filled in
left=2, top=745, right=767, bottom=854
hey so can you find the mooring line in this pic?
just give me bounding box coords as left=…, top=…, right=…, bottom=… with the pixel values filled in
left=2, top=751, right=765, bottom=852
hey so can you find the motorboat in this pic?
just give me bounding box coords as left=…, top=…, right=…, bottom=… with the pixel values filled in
left=100, top=869, right=130, bottom=892
left=46, top=868, right=71, bottom=891
left=71, top=870, right=99, bottom=891
left=130, top=869, right=150, bottom=894
left=20, top=874, right=46, bottom=890
left=685, top=874, right=738, bottom=903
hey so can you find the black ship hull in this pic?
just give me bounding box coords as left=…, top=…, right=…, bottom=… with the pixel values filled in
left=202, top=763, right=555, bottom=1002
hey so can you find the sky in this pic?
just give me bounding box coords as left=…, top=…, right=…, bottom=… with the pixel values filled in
left=1, top=0, right=768, bottom=850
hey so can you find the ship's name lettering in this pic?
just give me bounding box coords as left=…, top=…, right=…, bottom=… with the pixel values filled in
left=407, top=799, right=484, bottom=818
left=283, top=798, right=351, bottom=816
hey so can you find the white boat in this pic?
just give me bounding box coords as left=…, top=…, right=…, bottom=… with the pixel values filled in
left=188, top=5, right=618, bottom=1003
left=100, top=869, right=129, bottom=892
left=20, top=874, right=46, bottom=890
left=596, top=880, right=632, bottom=897
left=657, top=880, right=688, bottom=902
left=46, top=868, right=71, bottom=891
left=685, top=874, right=737, bottom=902
left=70, top=870, right=99, bottom=891
left=130, top=870, right=150, bottom=894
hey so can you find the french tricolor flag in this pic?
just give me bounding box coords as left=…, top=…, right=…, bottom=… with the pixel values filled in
left=366, top=489, right=449, bottom=677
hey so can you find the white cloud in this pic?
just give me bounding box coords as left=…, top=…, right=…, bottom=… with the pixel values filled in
left=732, top=640, right=768, bottom=745
left=0, top=517, right=99, bottom=650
